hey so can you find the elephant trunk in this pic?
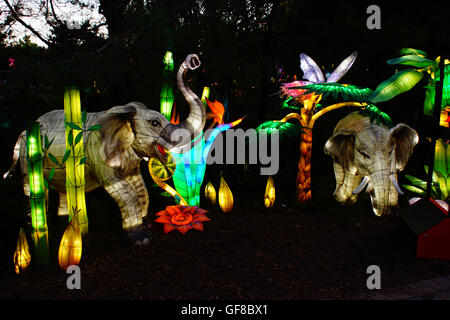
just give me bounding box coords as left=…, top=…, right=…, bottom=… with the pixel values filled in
left=369, top=169, right=400, bottom=216
left=158, top=54, right=206, bottom=152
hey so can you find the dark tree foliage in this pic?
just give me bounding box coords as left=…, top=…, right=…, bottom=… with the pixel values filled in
left=0, top=0, right=448, bottom=150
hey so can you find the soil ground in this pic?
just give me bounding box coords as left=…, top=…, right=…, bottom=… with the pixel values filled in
left=1, top=185, right=449, bottom=300
left=1, top=113, right=449, bottom=300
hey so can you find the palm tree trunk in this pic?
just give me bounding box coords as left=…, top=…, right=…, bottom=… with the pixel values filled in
left=296, top=128, right=313, bottom=202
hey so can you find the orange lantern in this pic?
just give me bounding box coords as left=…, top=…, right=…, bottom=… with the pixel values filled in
left=13, top=228, right=31, bottom=274
left=58, top=217, right=82, bottom=271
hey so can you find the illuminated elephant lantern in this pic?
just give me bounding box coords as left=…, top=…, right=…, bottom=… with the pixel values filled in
left=324, top=112, right=418, bottom=216
left=4, top=54, right=206, bottom=244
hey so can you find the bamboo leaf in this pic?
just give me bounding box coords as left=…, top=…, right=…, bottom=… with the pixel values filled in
left=48, top=136, right=55, bottom=148
left=48, top=168, right=55, bottom=181
left=43, top=178, right=49, bottom=189
left=82, top=110, right=87, bottom=124
left=424, top=165, right=440, bottom=185
left=160, top=191, right=173, bottom=198
left=434, top=139, right=446, bottom=175
left=402, top=184, right=426, bottom=196
left=74, top=131, right=83, bottom=146
left=447, top=142, right=450, bottom=175
left=387, top=55, right=436, bottom=68
left=88, top=124, right=102, bottom=131
left=435, top=171, right=448, bottom=200
left=48, top=153, right=59, bottom=165
left=44, top=135, right=50, bottom=149
left=447, top=176, right=450, bottom=194
left=79, top=156, right=87, bottom=165
left=67, top=122, right=82, bottom=131
left=403, top=174, right=427, bottom=190
left=369, top=69, right=424, bottom=103
left=62, top=150, right=71, bottom=164
left=68, top=129, right=73, bottom=147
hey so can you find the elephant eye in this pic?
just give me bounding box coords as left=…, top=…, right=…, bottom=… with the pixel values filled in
left=359, top=150, right=370, bottom=159
left=150, top=119, right=161, bottom=127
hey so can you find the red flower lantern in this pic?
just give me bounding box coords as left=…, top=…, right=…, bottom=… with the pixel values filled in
left=155, top=205, right=210, bottom=234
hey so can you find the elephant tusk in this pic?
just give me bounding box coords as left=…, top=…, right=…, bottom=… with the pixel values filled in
left=352, top=176, right=370, bottom=195
left=143, top=157, right=149, bottom=162
left=390, top=174, right=405, bottom=195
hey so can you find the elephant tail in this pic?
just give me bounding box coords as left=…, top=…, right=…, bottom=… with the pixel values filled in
left=3, top=131, right=24, bottom=179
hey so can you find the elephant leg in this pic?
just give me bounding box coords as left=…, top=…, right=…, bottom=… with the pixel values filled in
left=333, top=162, right=361, bottom=203
left=58, top=192, right=68, bottom=216
left=127, top=173, right=149, bottom=219
left=103, top=178, right=149, bottom=244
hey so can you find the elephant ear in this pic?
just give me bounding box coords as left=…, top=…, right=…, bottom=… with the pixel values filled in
left=324, top=129, right=357, bottom=174
left=389, top=123, right=419, bottom=171
left=99, top=105, right=137, bottom=168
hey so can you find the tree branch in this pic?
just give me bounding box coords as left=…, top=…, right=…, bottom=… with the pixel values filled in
left=3, top=0, right=53, bottom=46
left=48, top=0, right=66, bottom=27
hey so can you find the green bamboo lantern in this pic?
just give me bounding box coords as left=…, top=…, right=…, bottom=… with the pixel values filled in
left=26, top=122, right=49, bottom=266
left=201, top=86, right=210, bottom=107
left=424, top=64, right=450, bottom=115
left=64, top=87, right=88, bottom=235
left=160, top=51, right=175, bottom=121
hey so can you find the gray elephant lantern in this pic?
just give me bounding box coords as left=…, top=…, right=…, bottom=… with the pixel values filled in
left=324, top=112, right=419, bottom=216
left=4, top=54, right=206, bottom=244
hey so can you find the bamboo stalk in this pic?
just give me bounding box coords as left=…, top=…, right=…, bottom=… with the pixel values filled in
left=26, top=122, right=49, bottom=266
left=160, top=51, right=175, bottom=121
left=64, top=87, right=88, bottom=235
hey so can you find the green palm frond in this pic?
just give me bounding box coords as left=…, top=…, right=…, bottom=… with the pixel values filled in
left=398, top=48, right=428, bottom=57
left=387, top=55, right=436, bottom=68
left=281, top=97, right=301, bottom=111
left=256, top=121, right=304, bottom=140
left=294, top=83, right=374, bottom=102
left=368, top=69, right=424, bottom=103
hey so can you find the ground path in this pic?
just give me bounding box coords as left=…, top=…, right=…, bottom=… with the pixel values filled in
left=362, top=275, right=450, bottom=300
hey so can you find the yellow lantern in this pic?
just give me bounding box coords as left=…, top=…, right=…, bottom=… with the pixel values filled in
left=204, top=181, right=217, bottom=205
left=64, top=87, right=88, bottom=235
left=264, top=176, right=276, bottom=208
left=58, top=218, right=82, bottom=271
left=13, top=228, right=31, bottom=274
left=218, top=176, right=233, bottom=212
